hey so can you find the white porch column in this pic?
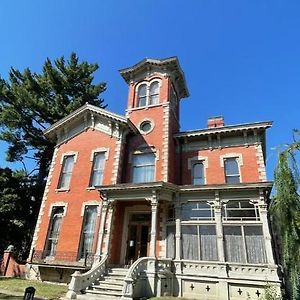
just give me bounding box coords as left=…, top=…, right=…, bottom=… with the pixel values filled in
left=96, top=198, right=109, bottom=259
left=258, top=190, right=275, bottom=265
left=175, top=193, right=181, bottom=260
left=214, top=191, right=225, bottom=262
left=103, top=200, right=115, bottom=256
left=149, top=191, right=158, bottom=258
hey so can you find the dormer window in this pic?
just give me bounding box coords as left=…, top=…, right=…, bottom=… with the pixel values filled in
left=136, top=80, right=160, bottom=107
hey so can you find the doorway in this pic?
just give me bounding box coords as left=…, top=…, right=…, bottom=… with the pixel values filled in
left=125, top=213, right=151, bottom=265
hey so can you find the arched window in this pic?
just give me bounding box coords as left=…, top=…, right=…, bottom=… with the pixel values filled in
left=45, top=207, right=64, bottom=257
left=136, top=80, right=160, bottom=107
left=149, top=81, right=159, bottom=105
left=79, top=206, right=98, bottom=258
left=193, top=162, right=205, bottom=185
left=137, top=84, right=147, bottom=107
left=224, top=157, right=240, bottom=183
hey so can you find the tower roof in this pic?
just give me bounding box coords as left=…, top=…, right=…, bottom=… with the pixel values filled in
left=119, top=57, right=189, bottom=99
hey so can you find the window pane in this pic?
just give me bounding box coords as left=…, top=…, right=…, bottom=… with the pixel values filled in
left=226, top=176, right=240, bottom=184
left=58, top=155, right=75, bottom=189
left=80, top=206, right=97, bottom=258
left=166, top=225, right=175, bottom=259
left=90, top=153, right=105, bottom=186
left=45, top=207, right=64, bottom=257
left=244, top=226, right=266, bottom=264
left=224, top=158, right=239, bottom=175
left=132, top=153, right=155, bottom=183
left=137, top=84, right=147, bottom=107
left=149, top=82, right=159, bottom=105
left=224, top=226, right=246, bottom=263
left=224, top=201, right=259, bottom=221
left=193, top=163, right=204, bottom=185
left=182, top=225, right=199, bottom=260
left=182, top=202, right=214, bottom=220
left=199, top=225, right=218, bottom=261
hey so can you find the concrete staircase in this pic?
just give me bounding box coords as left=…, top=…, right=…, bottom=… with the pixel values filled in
left=79, top=267, right=128, bottom=299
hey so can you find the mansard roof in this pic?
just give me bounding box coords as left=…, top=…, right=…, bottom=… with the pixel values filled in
left=44, top=103, right=137, bottom=139
left=174, top=121, right=272, bottom=139
left=119, top=57, right=189, bottom=99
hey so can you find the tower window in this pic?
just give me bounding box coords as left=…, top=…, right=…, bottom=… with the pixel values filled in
left=149, top=81, right=159, bottom=105
left=136, top=80, right=160, bottom=107
left=137, top=84, right=147, bottom=107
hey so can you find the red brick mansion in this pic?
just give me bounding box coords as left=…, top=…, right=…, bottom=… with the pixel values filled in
left=27, top=57, right=281, bottom=299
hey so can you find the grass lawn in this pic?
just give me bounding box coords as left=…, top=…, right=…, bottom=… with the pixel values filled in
left=0, top=278, right=68, bottom=299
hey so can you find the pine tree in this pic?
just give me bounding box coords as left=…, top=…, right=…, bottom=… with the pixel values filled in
left=271, top=132, right=300, bottom=300
left=0, top=53, right=107, bottom=257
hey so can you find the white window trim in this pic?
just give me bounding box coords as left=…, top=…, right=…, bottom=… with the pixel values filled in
left=60, top=151, right=78, bottom=164
left=130, top=150, right=157, bottom=183
left=48, top=202, right=68, bottom=217
left=81, top=201, right=101, bottom=217
left=90, top=148, right=109, bottom=162
left=135, top=79, right=162, bottom=108
left=188, top=156, right=208, bottom=185
left=129, top=146, right=159, bottom=163
left=220, top=153, right=243, bottom=183
left=138, top=118, right=155, bottom=135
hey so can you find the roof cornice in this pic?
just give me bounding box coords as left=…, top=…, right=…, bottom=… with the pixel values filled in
left=44, top=103, right=137, bottom=138
left=97, top=181, right=273, bottom=193
left=119, top=57, right=189, bottom=99
left=174, top=121, right=273, bottom=139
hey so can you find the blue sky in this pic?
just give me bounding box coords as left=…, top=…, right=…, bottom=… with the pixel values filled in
left=0, top=0, right=299, bottom=179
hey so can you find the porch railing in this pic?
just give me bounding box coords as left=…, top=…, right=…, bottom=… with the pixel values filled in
left=66, top=254, right=108, bottom=299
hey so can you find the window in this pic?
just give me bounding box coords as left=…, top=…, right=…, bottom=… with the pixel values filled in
left=192, top=162, right=205, bottom=185
left=224, top=225, right=266, bottom=264
left=149, top=82, right=159, bottom=105
left=224, top=157, right=240, bottom=183
left=132, top=152, right=155, bottom=183
left=45, top=207, right=64, bottom=257
left=223, top=200, right=259, bottom=221
left=90, top=152, right=105, bottom=186
left=58, top=155, right=75, bottom=189
left=166, top=225, right=175, bottom=259
left=136, top=81, right=160, bottom=107
left=182, top=202, right=214, bottom=221
left=137, top=84, right=147, bottom=107
left=182, top=225, right=218, bottom=261
left=79, top=206, right=98, bottom=258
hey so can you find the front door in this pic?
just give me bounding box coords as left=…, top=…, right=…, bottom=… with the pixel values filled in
left=125, top=213, right=151, bottom=265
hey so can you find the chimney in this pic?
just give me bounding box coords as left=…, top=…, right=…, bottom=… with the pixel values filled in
left=207, top=116, right=224, bottom=128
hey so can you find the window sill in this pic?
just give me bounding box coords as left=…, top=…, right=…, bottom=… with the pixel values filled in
left=86, top=187, right=96, bottom=191
left=55, top=188, right=70, bottom=193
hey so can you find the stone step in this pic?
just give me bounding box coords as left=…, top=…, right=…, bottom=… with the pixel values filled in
left=77, top=293, right=119, bottom=300
left=107, top=267, right=129, bottom=275
left=92, top=282, right=123, bottom=291
left=97, top=278, right=124, bottom=286
left=86, top=288, right=123, bottom=297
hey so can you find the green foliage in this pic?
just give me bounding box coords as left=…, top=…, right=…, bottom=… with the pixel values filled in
left=0, top=53, right=107, bottom=259
left=0, top=168, right=38, bottom=259
left=271, top=134, right=300, bottom=300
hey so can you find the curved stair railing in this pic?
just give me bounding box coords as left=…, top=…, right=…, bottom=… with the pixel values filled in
left=66, top=254, right=108, bottom=299
left=121, top=256, right=151, bottom=300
